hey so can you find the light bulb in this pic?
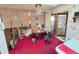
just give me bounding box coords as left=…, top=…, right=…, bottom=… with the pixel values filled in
left=28, top=11, right=31, bottom=16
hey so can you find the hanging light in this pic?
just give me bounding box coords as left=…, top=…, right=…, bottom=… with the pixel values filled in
left=28, top=11, right=31, bottom=16
left=35, top=4, right=42, bottom=16
left=14, top=16, right=18, bottom=20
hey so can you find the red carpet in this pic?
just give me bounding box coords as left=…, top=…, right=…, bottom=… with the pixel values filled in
left=9, top=35, right=63, bottom=54
left=59, top=44, right=78, bottom=54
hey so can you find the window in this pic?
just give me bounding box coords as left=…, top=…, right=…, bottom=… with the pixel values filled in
left=50, top=14, right=55, bottom=33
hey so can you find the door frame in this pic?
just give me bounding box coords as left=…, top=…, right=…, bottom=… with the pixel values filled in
left=53, top=12, right=68, bottom=37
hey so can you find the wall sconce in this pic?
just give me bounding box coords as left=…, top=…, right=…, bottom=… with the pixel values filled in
left=73, top=12, right=79, bottom=23
left=73, top=18, right=76, bottom=22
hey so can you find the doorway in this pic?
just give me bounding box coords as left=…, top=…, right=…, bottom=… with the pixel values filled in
left=51, top=13, right=68, bottom=41
left=56, top=13, right=68, bottom=36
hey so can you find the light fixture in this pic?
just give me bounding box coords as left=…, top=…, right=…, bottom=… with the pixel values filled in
left=14, top=16, right=18, bottom=20
left=32, top=4, right=42, bottom=25
left=73, top=12, right=79, bottom=22
left=35, top=4, right=42, bottom=16
left=28, top=11, right=31, bottom=16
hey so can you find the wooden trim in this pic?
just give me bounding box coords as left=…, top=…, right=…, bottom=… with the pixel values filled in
left=53, top=14, right=58, bottom=35
left=57, top=13, right=68, bottom=36
left=57, top=11, right=68, bottom=15
left=53, top=12, right=68, bottom=36
left=51, top=14, right=55, bottom=15
left=64, top=13, right=68, bottom=38
left=57, top=13, right=67, bottom=15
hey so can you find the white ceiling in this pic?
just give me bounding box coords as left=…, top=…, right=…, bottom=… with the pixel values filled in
left=0, top=4, right=59, bottom=11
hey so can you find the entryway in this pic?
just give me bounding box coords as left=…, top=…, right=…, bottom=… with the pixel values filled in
left=50, top=12, right=68, bottom=42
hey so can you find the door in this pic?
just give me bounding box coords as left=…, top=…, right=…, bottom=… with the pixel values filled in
left=55, top=13, right=68, bottom=36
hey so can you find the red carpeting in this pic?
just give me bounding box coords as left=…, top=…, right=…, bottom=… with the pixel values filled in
left=9, top=35, right=63, bottom=54
left=59, top=44, right=78, bottom=54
